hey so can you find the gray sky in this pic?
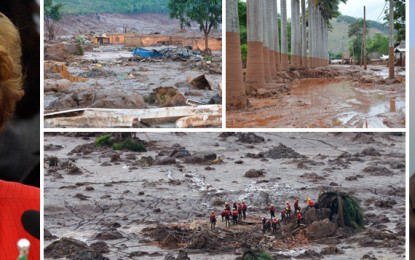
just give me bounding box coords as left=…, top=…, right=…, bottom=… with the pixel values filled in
left=239, top=0, right=388, bottom=21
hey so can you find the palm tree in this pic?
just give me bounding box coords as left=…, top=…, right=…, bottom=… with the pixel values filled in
left=245, top=0, right=266, bottom=94
left=226, top=0, right=247, bottom=109
left=280, top=0, right=289, bottom=70
left=267, top=0, right=277, bottom=78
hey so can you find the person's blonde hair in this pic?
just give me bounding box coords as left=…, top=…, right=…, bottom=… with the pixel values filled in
left=0, top=13, right=24, bottom=128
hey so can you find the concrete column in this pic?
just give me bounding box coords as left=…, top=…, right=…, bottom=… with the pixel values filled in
left=246, top=0, right=266, bottom=93
left=273, top=0, right=281, bottom=73
left=280, top=0, right=289, bottom=70
left=226, top=0, right=247, bottom=109
left=262, top=0, right=272, bottom=82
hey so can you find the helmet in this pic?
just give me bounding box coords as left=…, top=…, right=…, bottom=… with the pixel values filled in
left=212, top=211, right=214, bottom=213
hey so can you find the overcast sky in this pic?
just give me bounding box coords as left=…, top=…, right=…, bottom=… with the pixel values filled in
left=239, top=0, right=388, bottom=21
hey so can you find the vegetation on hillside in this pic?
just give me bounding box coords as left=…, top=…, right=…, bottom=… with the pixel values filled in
left=337, top=15, right=389, bottom=34
left=384, top=0, right=405, bottom=42
left=54, top=0, right=169, bottom=14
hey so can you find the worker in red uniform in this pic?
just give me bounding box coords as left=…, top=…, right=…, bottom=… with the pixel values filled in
left=232, top=208, right=238, bottom=225
left=297, top=211, right=302, bottom=227
left=224, top=208, right=231, bottom=227
left=281, top=208, right=286, bottom=221
left=237, top=202, right=243, bottom=221
left=209, top=211, right=217, bottom=230
left=262, top=218, right=271, bottom=234
left=307, top=197, right=315, bottom=208
left=286, top=201, right=292, bottom=217
left=242, top=200, right=247, bottom=220
left=294, top=198, right=299, bottom=212
left=272, top=218, right=280, bottom=234
left=270, top=204, right=276, bottom=219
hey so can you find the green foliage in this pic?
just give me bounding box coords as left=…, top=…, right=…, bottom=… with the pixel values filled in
left=112, top=139, right=146, bottom=152
left=240, top=43, right=247, bottom=62
left=238, top=0, right=247, bottom=28
left=367, top=33, right=389, bottom=55
left=384, top=0, right=405, bottom=41
left=75, top=43, right=84, bottom=56
left=318, top=190, right=364, bottom=229
left=53, top=0, right=168, bottom=14
left=168, top=0, right=221, bottom=50
left=95, top=134, right=112, bottom=147
left=347, top=19, right=368, bottom=63
left=343, top=196, right=364, bottom=229
left=337, top=15, right=388, bottom=34
left=45, top=0, right=63, bottom=21
left=329, top=52, right=343, bottom=59
left=243, top=250, right=273, bottom=260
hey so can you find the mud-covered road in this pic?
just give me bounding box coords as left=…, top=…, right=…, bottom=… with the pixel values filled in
left=227, top=65, right=405, bottom=128
left=44, top=132, right=405, bottom=259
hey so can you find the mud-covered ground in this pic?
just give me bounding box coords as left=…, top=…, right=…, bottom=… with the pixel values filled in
left=227, top=65, right=405, bottom=128
left=44, top=45, right=222, bottom=113
left=44, top=132, right=405, bottom=259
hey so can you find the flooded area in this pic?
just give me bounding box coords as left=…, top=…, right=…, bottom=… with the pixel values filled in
left=44, top=132, right=405, bottom=259
left=227, top=65, right=405, bottom=128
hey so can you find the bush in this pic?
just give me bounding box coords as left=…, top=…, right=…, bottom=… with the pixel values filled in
left=112, top=138, right=146, bottom=152
left=46, top=156, right=59, bottom=167
left=95, top=134, right=112, bottom=147
left=75, top=43, right=84, bottom=56
left=241, top=43, right=247, bottom=63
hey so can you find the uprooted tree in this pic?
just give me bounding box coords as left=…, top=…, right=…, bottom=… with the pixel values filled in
left=318, top=190, right=364, bottom=229
left=45, top=0, right=63, bottom=40
left=168, top=0, right=222, bottom=52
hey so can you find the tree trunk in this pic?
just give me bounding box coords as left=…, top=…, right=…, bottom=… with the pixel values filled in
left=205, top=32, right=209, bottom=52
left=226, top=0, right=247, bottom=109
left=266, top=0, right=277, bottom=78
left=389, top=0, right=395, bottom=79
left=301, top=0, right=307, bottom=68
left=291, top=0, right=301, bottom=68
left=262, top=0, right=272, bottom=82
left=245, top=0, right=266, bottom=94
left=308, top=0, right=314, bottom=67
left=273, top=0, right=281, bottom=73
left=280, top=0, right=289, bottom=70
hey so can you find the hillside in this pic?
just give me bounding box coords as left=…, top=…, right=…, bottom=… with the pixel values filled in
left=328, top=15, right=389, bottom=54
left=54, top=0, right=169, bottom=14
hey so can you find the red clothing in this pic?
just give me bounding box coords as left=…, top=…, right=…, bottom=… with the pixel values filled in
left=308, top=200, right=314, bottom=207
left=286, top=203, right=291, bottom=210
left=242, top=203, right=247, bottom=210
left=224, top=209, right=230, bottom=216
left=210, top=214, right=216, bottom=220
left=270, top=206, right=275, bottom=212
left=0, top=181, right=39, bottom=260
left=297, top=213, right=302, bottom=220
left=272, top=219, right=278, bottom=225
left=232, top=210, right=238, bottom=216
left=294, top=199, right=299, bottom=207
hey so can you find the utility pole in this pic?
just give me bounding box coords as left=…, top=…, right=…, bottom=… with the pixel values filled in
left=389, top=0, right=395, bottom=79
left=363, top=6, right=367, bottom=70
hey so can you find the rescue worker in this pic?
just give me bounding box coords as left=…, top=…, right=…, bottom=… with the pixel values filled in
left=270, top=204, right=276, bottom=219
left=242, top=200, right=247, bottom=220
left=224, top=208, right=231, bottom=227
left=225, top=202, right=231, bottom=211
left=232, top=208, right=238, bottom=225
left=237, top=201, right=243, bottom=221
left=307, top=197, right=315, bottom=208
left=281, top=208, right=286, bottom=221
left=263, top=218, right=271, bottom=234
left=210, top=211, right=217, bottom=230
left=294, top=198, right=300, bottom=212
left=286, top=201, right=292, bottom=217
left=233, top=202, right=238, bottom=210
left=221, top=208, right=226, bottom=222
left=272, top=217, right=279, bottom=234
left=296, top=211, right=302, bottom=227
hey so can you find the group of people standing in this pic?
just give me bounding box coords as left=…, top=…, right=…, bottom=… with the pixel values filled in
left=209, top=201, right=248, bottom=230
left=209, top=196, right=315, bottom=233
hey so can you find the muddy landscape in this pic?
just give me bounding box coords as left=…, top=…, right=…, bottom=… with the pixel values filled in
left=44, top=13, right=222, bottom=128
left=44, top=132, right=405, bottom=259
left=227, top=65, right=405, bottom=128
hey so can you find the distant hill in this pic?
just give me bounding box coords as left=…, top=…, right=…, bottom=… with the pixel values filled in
left=328, top=15, right=389, bottom=54
left=54, top=0, right=169, bottom=14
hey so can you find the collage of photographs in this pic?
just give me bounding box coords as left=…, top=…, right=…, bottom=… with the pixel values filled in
left=0, top=0, right=413, bottom=259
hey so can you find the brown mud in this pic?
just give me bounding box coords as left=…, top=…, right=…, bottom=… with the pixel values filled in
left=44, top=132, right=405, bottom=259
left=227, top=65, right=405, bottom=128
